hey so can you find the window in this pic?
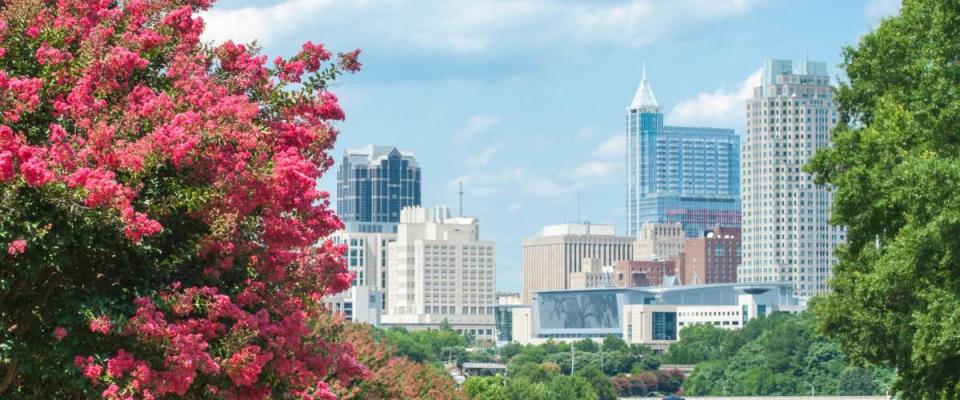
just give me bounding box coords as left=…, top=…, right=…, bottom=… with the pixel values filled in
left=652, top=312, right=677, bottom=341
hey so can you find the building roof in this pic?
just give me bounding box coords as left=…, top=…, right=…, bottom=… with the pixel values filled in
left=537, top=223, right=617, bottom=237
left=627, top=63, right=660, bottom=112
left=344, top=145, right=418, bottom=167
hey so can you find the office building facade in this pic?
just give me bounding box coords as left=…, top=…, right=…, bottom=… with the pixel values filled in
left=738, top=59, right=845, bottom=298
left=337, top=145, right=421, bottom=233
left=678, top=225, right=741, bottom=285
left=626, top=69, right=741, bottom=238
left=633, top=222, right=685, bottom=261
left=382, top=206, right=496, bottom=339
left=521, top=224, right=634, bottom=304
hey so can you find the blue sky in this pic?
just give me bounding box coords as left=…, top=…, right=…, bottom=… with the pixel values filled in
left=202, top=0, right=900, bottom=292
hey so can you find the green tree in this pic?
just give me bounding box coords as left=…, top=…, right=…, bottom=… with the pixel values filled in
left=665, top=324, right=730, bottom=364
left=464, top=376, right=507, bottom=400
left=806, top=0, right=960, bottom=397
left=546, top=375, right=598, bottom=400
left=575, top=366, right=617, bottom=400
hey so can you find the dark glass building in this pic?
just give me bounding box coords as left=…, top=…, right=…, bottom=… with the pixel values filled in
left=337, top=145, right=421, bottom=233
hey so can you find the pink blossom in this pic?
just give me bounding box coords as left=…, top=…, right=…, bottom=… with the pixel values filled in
left=7, top=239, right=26, bottom=256
left=54, top=326, right=67, bottom=341
left=89, top=315, right=113, bottom=334
left=338, top=49, right=362, bottom=72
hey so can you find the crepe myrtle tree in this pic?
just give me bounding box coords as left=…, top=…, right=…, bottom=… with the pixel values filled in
left=0, top=0, right=365, bottom=398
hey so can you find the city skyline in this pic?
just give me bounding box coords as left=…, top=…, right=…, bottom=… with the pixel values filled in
left=202, top=0, right=900, bottom=292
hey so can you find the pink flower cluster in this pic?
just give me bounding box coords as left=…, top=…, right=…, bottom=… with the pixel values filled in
left=0, top=0, right=365, bottom=398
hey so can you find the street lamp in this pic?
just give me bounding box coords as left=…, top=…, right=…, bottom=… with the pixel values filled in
left=803, top=381, right=815, bottom=398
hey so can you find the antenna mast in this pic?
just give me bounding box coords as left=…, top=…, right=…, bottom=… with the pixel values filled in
left=458, top=181, right=464, bottom=217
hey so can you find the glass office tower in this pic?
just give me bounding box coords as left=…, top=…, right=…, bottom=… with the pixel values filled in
left=337, top=145, right=421, bottom=233
left=626, top=68, right=741, bottom=238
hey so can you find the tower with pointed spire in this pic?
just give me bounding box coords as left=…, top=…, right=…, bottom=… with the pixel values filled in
left=625, top=65, right=741, bottom=238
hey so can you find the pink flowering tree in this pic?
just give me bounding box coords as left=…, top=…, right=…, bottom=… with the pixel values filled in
left=0, top=0, right=365, bottom=398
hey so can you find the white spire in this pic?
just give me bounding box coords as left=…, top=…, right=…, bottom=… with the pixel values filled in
left=628, top=62, right=659, bottom=111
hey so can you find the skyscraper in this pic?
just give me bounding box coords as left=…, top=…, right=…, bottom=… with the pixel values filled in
left=626, top=67, right=741, bottom=238
left=738, top=59, right=844, bottom=298
left=382, top=206, right=496, bottom=339
left=337, top=145, right=421, bottom=233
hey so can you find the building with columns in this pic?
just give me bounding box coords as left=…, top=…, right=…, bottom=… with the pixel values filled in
left=521, top=224, right=633, bottom=304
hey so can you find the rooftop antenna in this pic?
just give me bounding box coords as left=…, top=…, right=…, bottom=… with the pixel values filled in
left=458, top=181, right=464, bottom=217
left=642, top=61, right=647, bottom=82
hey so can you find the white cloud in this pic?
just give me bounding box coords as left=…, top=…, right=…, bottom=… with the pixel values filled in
left=201, top=0, right=334, bottom=45
left=667, top=68, right=762, bottom=130
left=574, top=160, right=622, bottom=179
left=865, top=0, right=901, bottom=24
left=522, top=176, right=577, bottom=197
left=572, top=0, right=759, bottom=46
left=508, top=202, right=523, bottom=212
left=455, top=115, right=500, bottom=144
left=464, top=145, right=501, bottom=168
left=202, top=0, right=762, bottom=53
left=591, top=135, right=626, bottom=159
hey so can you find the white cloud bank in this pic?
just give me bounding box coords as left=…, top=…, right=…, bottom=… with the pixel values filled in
left=667, top=68, right=762, bottom=130
left=865, top=0, right=901, bottom=24
left=202, top=0, right=761, bottom=53
left=455, top=115, right=500, bottom=144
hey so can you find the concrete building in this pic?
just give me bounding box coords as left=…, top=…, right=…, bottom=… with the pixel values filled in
left=626, top=67, right=741, bottom=238
left=511, top=283, right=803, bottom=349
left=382, top=206, right=496, bottom=340
left=738, top=59, right=845, bottom=298
left=633, top=222, right=685, bottom=261
left=323, top=286, right=382, bottom=326
left=337, top=145, right=421, bottom=233
left=521, top=224, right=633, bottom=304
left=569, top=258, right=615, bottom=289
left=612, top=260, right=677, bottom=287
left=678, top=225, right=741, bottom=285
left=330, top=230, right=395, bottom=302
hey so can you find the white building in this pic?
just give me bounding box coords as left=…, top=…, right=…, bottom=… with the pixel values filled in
left=382, top=206, right=496, bottom=340
left=323, top=286, right=382, bottom=326
left=522, top=224, right=633, bottom=304
left=511, top=283, right=804, bottom=350
left=738, top=59, right=845, bottom=298
left=633, top=222, right=685, bottom=261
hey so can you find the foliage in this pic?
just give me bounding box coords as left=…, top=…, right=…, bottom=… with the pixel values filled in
left=334, top=323, right=465, bottom=400
left=806, top=0, right=960, bottom=398
left=0, top=0, right=365, bottom=398
left=679, top=313, right=891, bottom=396
left=575, top=366, right=617, bottom=400
left=612, top=370, right=684, bottom=397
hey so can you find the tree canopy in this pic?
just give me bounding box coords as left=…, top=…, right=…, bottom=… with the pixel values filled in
left=807, top=0, right=960, bottom=397
left=0, top=0, right=364, bottom=398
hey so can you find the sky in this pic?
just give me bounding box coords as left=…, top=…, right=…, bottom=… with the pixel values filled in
left=201, top=0, right=901, bottom=292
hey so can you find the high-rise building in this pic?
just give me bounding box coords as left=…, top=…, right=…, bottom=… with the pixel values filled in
left=337, top=145, right=421, bottom=233
left=738, top=59, right=844, bottom=298
left=382, top=206, right=496, bottom=339
left=633, top=222, right=685, bottom=261
left=521, top=224, right=633, bottom=304
left=678, top=225, right=741, bottom=285
left=626, top=67, right=741, bottom=238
